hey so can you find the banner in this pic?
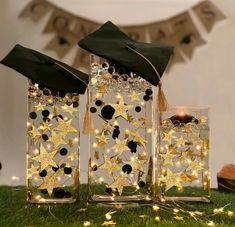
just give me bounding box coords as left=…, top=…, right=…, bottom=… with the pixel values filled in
left=19, top=0, right=226, bottom=70
left=193, top=0, right=226, bottom=32
left=19, top=0, right=51, bottom=22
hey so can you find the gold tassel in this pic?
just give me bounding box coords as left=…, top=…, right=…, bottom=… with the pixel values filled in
left=157, top=82, right=169, bottom=112
left=82, top=86, right=94, bottom=135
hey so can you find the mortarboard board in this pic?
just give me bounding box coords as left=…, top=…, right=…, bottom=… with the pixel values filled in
left=77, top=21, right=174, bottom=87
left=0, top=44, right=88, bottom=94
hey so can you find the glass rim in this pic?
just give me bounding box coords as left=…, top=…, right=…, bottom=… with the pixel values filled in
left=164, top=106, right=210, bottom=111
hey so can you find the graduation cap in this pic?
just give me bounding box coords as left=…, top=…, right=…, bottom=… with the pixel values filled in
left=78, top=21, right=174, bottom=87
left=0, top=44, right=88, bottom=94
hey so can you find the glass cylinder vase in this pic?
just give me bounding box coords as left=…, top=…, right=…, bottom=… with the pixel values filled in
left=156, top=107, right=210, bottom=202
left=88, top=55, right=155, bottom=206
left=27, top=80, right=80, bottom=204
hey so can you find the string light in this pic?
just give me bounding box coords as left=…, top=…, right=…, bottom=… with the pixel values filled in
left=155, top=216, right=160, bottom=222
left=83, top=221, right=91, bottom=226
left=94, top=129, right=99, bottom=134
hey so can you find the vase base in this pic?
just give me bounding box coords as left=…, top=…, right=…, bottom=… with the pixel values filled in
left=89, top=194, right=152, bottom=207
left=163, top=196, right=210, bottom=203
left=27, top=198, right=77, bottom=204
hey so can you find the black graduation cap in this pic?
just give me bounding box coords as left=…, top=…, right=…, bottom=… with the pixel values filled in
left=78, top=21, right=174, bottom=87
left=0, top=44, right=88, bottom=94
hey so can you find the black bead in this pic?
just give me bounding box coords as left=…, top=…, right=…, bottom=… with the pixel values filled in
left=108, top=67, right=114, bottom=74
left=95, top=100, right=103, bottom=106
left=40, top=189, right=48, bottom=194
left=42, top=110, right=50, bottom=117
left=50, top=90, right=58, bottom=96
left=64, top=167, right=72, bottom=174
left=66, top=101, right=72, bottom=106
left=145, top=89, right=153, bottom=96
left=118, top=67, right=125, bottom=75
left=138, top=181, right=146, bottom=188
left=143, top=95, right=150, bottom=102
left=58, top=114, right=63, bottom=120
left=42, top=134, right=48, bottom=141
left=52, top=166, right=59, bottom=172
left=135, top=106, right=141, bottom=112
left=29, top=111, right=37, bottom=119
left=54, top=188, right=65, bottom=198
left=43, top=89, right=50, bottom=96
left=65, top=191, right=72, bottom=198
left=105, top=188, right=112, bottom=194
left=102, top=62, right=109, bottom=68
left=60, top=148, right=68, bottom=156
left=113, top=75, right=119, bottom=80
left=39, top=169, right=47, bottom=177
left=59, top=91, right=66, bottom=98
left=43, top=117, right=50, bottom=122
left=101, top=105, right=115, bottom=120
left=112, top=128, right=120, bottom=139
left=170, top=114, right=199, bottom=125
left=73, top=101, right=79, bottom=108
left=128, top=140, right=137, bottom=149
left=92, top=165, right=98, bottom=171
left=0, top=162, right=2, bottom=170
left=122, top=164, right=132, bottom=174
left=90, top=107, right=97, bottom=113
left=38, top=85, right=45, bottom=91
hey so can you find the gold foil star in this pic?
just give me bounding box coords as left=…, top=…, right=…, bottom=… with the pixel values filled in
left=162, top=131, right=177, bottom=144
left=186, top=159, right=203, bottom=175
left=102, top=220, right=116, bottom=226
left=98, top=84, right=108, bottom=94
left=175, top=136, right=186, bottom=147
left=174, top=216, right=184, bottom=221
left=160, top=169, right=182, bottom=191
left=62, top=105, right=78, bottom=115
left=100, top=155, right=120, bottom=175
left=130, top=131, right=147, bottom=147
left=32, top=144, right=58, bottom=170
left=68, top=152, right=77, bottom=161
left=48, top=131, right=66, bottom=148
left=111, top=138, right=129, bottom=155
left=34, top=103, right=46, bottom=111
left=102, top=123, right=112, bottom=133
left=38, top=171, right=62, bottom=196
left=124, top=154, right=146, bottom=172
left=111, top=96, right=133, bottom=120
left=132, top=118, right=146, bottom=129
left=28, top=165, right=39, bottom=178
left=109, top=173, right=128, bottom=195
left=40, top=121, right=52, bottom=132
left=160, top=152, right=175, bottom=166
left=28, top=125, right=41, bottom=144
left=54, top=118, right=78, bottom=135
left=128, top=91, right=141, bottom=102
left=96, top=132, right=109, bottom=147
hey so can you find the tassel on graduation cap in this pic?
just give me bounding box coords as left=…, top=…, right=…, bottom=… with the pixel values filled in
left=83, top=84, right=94, bottom=134
left=126, top=45, right=169, bottom=112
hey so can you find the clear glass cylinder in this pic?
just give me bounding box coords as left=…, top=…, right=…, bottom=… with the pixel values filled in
left=88, top=55, right=155, bottom=206
left=27, top=80, right=80, bottom=204
left=156, top=107, right=210, bottom=202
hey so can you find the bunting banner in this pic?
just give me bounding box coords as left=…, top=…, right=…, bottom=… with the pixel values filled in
left=19, top=0, right=226, bottom=71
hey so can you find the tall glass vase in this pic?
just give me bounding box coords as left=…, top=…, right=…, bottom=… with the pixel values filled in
left=88, top=55, right=155, bottom=206
left=27, top=80, right=80, bottom=204
left=156, top=107, right=210, bottom=202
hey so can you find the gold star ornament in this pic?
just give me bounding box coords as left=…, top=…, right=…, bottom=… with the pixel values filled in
left=100, top=155, right=120, bottom=175
left=160, top=168, right=182, bottom=191
left=109, top=173, right=128, bottom=195
left=111, top=138, right=129, bottom=155
left=32, top=144, right=58, bottom=170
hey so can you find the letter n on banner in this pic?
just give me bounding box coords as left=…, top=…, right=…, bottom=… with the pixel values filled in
left=169, top=12, right=206, bottom=59
left=72, top=48, right=90, bottom=70
left=44, top=8, right=75, bottom=33
left=193, top=0, right=226, bottom=32
left=45, top=31, right=77, bottom=59
left=148, top=21, right=184, bottom=71
left=122, top=26, right=147, bottom=42
left=19, top=0, right=51, bottom=22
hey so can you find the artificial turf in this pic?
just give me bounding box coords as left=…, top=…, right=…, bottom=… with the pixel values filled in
left=0, top=185, right=234, bottom=227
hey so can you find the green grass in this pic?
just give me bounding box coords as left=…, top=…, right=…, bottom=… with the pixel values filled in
left=0, top=185, right=235, bottom=227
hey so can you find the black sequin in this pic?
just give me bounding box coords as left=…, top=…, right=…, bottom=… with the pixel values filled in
left=42, top=134, right=48, bottom=141
left=90, top=107, right=97, bottom=113
left=101, top=105, right=115, bottom=120
left=29, top=111, right=37, bottom=119
left=92, top=165, right=98, bottom=171
left=135, top=106, right=141, bottom=112
left=138, top=181, right=146, bottom=188
left=39, top=169, right=47, bottom=177
left=95, top=100, right=103, bottom=106
left=54, top=188, right=65, bottom=198
left=64, top=167, right=72, bottom=174
left=59, top=91, right=66, bottom=98
left=122, top=164, right=132, bottom=174
left=42, top=110, right=50, bottom=117
left=105, top=188, right=112, bottom=194
left=73, top=101, right=79, bottom=108
left=43, top=89, right=50, bottom=96
left=145, top=89, right=153, bottom=96
left=60, top=148, right=68, bottom=156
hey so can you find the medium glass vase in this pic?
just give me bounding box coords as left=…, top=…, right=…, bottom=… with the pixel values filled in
left=88, top=55, right=155, bottom=206
left=27, top=80, right=80, bottom=203
left=156, top=107, right=210, bottom=202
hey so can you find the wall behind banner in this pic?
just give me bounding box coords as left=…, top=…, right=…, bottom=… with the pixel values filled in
left=0, top=0, right=234, bottom=187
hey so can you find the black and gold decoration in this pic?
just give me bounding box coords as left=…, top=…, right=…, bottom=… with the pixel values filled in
left=27, top=80, right=80, bottom=203
left=0, top=44, right=89, bottom=204
left=156, top=107, right=210, bottom=202
left=88, top=56, right=155, bottom=204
